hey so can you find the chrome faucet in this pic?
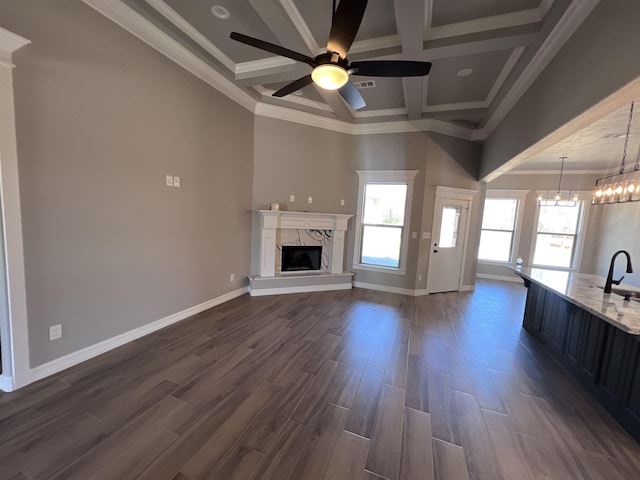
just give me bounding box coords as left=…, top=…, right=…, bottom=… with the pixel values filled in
left=604, top=250, right=633, bottom=294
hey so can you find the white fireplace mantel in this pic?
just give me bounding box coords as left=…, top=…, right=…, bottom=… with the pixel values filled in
left=257, top=210, right=352, bottom=278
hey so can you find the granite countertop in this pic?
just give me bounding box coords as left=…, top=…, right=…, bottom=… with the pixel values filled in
left=512, top=267, right=640, bottom=335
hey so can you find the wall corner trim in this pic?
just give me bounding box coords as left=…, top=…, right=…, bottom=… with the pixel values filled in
left=0, top=27, right=30, bottom=55
left=25, top=287, right=249, bottom=389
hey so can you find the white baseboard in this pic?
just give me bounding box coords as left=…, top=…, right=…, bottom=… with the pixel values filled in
left=29, top=286, right=249, bottom=384
left=476, top=273, right=522, bottom=283
left=0, top=374, right=14, bottom=392
left=249, top=283, right=352, bottom=296
left=354, top=281, right=428, bottom=297
left=460, top=284, right=476, bottom=292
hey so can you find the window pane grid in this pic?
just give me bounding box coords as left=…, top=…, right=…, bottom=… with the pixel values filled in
left=533, top=202, right=582, bottom=268
left=478, top=198, right=519, bottom=262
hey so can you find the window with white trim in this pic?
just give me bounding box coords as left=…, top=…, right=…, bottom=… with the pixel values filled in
left=353, top=170, right=417, bottom=274
left=532, top=200, right=585, bottom=269
left=478, top=190, right=527, bottom=263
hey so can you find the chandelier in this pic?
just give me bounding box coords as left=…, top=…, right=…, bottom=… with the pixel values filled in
left=592, top=101, right=640, bottom=205
left=537, top=156, right=579, bottom=207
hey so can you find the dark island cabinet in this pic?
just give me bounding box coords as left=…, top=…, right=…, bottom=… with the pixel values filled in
left=522, top=281, right=640, bottom=442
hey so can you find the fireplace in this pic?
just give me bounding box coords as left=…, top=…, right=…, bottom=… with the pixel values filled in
left=282, top=245, right=322, bottom=272
left=251, top=210, right=353, bottom=296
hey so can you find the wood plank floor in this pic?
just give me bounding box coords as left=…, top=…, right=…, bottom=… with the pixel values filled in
left=1, top=280, right=640, bottom=479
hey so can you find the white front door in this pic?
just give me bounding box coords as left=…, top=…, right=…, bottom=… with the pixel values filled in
left=427, top=196, right=469, bottom=293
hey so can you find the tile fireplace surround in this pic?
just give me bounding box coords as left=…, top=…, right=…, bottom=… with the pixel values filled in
left=249, top=210, right=353, bottom=296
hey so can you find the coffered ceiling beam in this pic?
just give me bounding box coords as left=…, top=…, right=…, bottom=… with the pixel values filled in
left=248, top=0, right=313, bottom=56
left=394, top=0, right=426, bottom=119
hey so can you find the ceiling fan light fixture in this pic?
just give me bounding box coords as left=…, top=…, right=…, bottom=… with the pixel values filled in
left=311, top=64, right=349, bottom=90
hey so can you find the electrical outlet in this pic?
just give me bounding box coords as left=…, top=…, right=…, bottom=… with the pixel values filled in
left=340, top=199, right=345, bottom=206
left=308, top=196, right=312, bottom=204
left=173, top=176, right=180, bottom=187
left=412, top=232, right=417, bottom=239
left=290, top=195, right=295, bottom=202
left=166, top=175, right=174, bottom=187
left=49, top=324, right=62, bottom=341
left=230, top=273, right=235, bottom=282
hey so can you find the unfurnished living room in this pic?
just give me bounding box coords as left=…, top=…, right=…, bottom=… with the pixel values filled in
left=2, top=1, right=640, bottom=479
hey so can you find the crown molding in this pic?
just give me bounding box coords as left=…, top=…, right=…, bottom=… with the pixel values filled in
left=255, top=102, right=474, bottom=139
left=352, top=118, right=473, bottom=139
left=478, top=0, right=600, bottom=140
left=354, top=107, right=408, bottom=118
left=424, top=101, right=487, bottom=113
left=0, top=27, right=30, bottom=57
left=505, top=169, right=607, bottom=175
left=82, top=0, right=257, bottom=112
left=254, top=86, right=332, bottom=112
left=255, top=102, right=350, bottom=134
left=145, top=0, right=235, bottom=72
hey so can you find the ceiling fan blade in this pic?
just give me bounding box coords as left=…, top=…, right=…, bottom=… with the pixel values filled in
left=327, top=0, right=368, bottom=58
left=338, top=81, right=366, bottom=110
left=350, top=61, right=432, bottom=77
left=230, top=32, right=315, bottom=66
left=273, top=75, right=314, bottom=97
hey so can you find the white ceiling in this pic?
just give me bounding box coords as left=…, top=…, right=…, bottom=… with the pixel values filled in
left=512, top=99, right=640, bottom=173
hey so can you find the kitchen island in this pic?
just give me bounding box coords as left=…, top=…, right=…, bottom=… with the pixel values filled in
left=514, top=267, right=640, bottom=443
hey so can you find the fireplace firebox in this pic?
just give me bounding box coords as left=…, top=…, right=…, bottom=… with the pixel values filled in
left=281, top=245, right=322, bottom=272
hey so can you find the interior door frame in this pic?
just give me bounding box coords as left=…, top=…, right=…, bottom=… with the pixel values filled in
left=426, top=186, right=478, bottom=294
left=0, top=28, right=31, bottom=392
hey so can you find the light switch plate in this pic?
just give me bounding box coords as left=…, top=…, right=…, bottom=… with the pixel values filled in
left=173, top=176, right=180, bottom=187
left=166, top=175, right=173, bottom=187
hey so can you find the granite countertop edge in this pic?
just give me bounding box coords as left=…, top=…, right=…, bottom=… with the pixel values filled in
left=510, top=266, right=640, bottom=336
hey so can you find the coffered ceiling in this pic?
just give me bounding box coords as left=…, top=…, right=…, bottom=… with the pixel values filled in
left=84, top=0, right=598, bottom=139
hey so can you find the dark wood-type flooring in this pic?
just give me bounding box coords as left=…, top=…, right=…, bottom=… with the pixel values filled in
left=1, top=280, right=640, bottom=479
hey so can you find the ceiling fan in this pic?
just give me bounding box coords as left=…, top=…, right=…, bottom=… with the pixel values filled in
left=230, top=0, right=431, bottom=110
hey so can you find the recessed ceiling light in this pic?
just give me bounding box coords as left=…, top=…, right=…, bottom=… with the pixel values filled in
left=457, top=68, right=473, bottom=77
left=211, top=5, right=230, bottom=20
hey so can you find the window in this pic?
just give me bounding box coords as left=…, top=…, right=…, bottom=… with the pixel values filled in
left=478, top=191, right=527, bottom=263
left=532, top=201, right=584, bottom=268
left=354, top=170, right=417, bottom=274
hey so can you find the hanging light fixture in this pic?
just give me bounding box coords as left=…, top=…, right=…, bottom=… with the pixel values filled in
left=537, top=156, right=579, bottom=207
left=592, top=101, right=640, bottom=205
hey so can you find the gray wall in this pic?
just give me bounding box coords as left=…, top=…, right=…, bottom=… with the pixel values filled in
left=253, top=117, right=482, bottom=291
left=480, top=0, right=640, bottom=179
left=1, top=1, right=255, bottom=367
left=478, top=173, right=602, bottom=279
